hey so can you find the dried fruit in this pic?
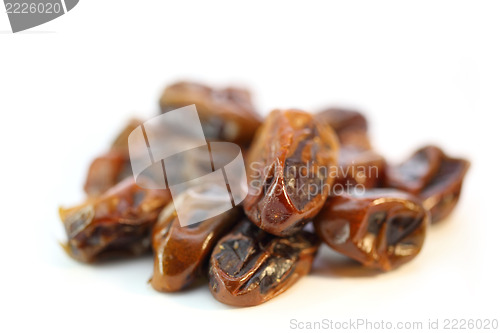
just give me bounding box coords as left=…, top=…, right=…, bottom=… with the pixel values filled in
left=244, top=109, right=339, bottom=236
left=385, top=145, right=470, bottom=223
left=60, top=177, right=171, bottom=262
left=209, top=219, right=320, bottom=306
left=336, top=147, right=386, bottom=189
left=151, top=205, right=240, bottom=292
left=314, top=189, right=429, bottom=271
left=84, top=150, right=131, bottom=197
left=316, top=108, right=385, bottom=189
left=59, top=82, right=471, bottom=307
left=159, top=81, right=262, bottom=146
left=84, top=119, right=142, bottom=196
left=316, top=108, right=370, bottom=150
left=385, top=145, right=444, bottom=194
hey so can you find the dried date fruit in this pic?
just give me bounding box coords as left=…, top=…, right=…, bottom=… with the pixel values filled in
left=314, top=189, right=429, bottom=271
left=84, top=150, right=131, bottom=197
left=385, top=145, right=470, bottom=223
left=159, top=81, right=262, bottom=146
left=336, top=148, right=386, bottom=189
left=315, top=108, right=368, bottom=133
left=420, top=157, right=469, bottom=223
left=244, top=109, right=339, bottom=237
left=315, top=108, right=371, bottom=150
left=84, top=119, right=142, bottom=196
left=316, top=108, right=385, bottom=189
left=60, top=177, right=171, bottom=262
left=209, top=219, right=320, bottom=307
left=110, top=118, right=143, bottom=152
left=151, top=205, right=240, bottom=292
left=385, top=145, right=444, bottom=194
left=59, top=81, right=472, bottom=305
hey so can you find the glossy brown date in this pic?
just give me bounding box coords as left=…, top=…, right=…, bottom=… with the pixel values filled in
left=314, top=190, right=429, bottom=271
left=84, top=119, right=142, bottom=196
left=244, top=109, right=339, bottom=237
left=151, top=205, right=240, bottom=292
left=209, top=219, right=320, bottom=307
left=159, top=81, right=262, bottom=146
left=385, top=145, right=470, bottom=223
left=60, top=177, right=171, bottom=262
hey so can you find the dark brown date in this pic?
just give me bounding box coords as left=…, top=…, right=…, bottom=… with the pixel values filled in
left=60, top=177, right=171, bottom=262
left=209, top=219, right=320, bottom=307
left=314, top=189, right=429, bottom=271
left=385, top=145, right=470, bottom=223
left=244, top=109, right=339, bottom=237
left=151, top=205, right=240, bottom=292
left=84, top=119, right=142, bottom=196
left=159, top=81, right=262, bottom=146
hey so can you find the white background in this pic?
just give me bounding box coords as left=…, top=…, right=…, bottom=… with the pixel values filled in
left=1, top=1, right=499, bottom=332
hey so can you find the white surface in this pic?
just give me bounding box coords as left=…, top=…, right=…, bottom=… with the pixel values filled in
left=0, top=1, right=499, bottom=332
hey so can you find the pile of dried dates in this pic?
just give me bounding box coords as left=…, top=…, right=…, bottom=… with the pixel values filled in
left=60, top=81, right=470, bottom=306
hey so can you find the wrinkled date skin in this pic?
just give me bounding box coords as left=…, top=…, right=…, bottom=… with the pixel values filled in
left=84, top=119, right=142, bottom=196
left=314, top=190, right=429, bottom=271
left=244, top=109, right=339, bottom=237
left=209, top=219, right=320, bottom=307
left=159, top=81, right=262, bottom=146
left=385, top=145, right=470, bottom=223
left=151, top=205, right=241, bottom=292
left=316, top=108, right=385, bottom=189
left=60, top=177, right=171, bottom=262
